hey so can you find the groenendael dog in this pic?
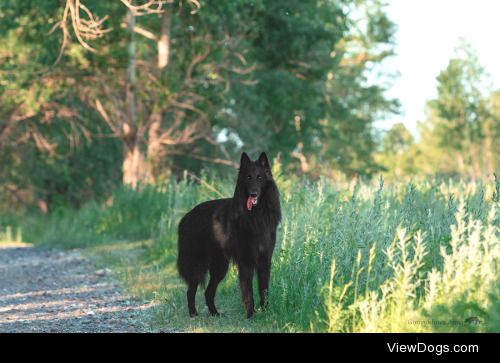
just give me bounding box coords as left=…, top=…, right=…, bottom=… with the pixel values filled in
left=177, top=152, right=281, bottom=318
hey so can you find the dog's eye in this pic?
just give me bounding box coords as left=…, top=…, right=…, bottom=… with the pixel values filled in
left=257, top=175, right=262, bottom=181
left=247, top=175, right=252, bottom=180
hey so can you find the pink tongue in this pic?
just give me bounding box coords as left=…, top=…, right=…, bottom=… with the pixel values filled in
left=246, top=196, right=256, bottom=211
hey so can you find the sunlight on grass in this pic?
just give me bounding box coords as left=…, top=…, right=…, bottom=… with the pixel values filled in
left=7, top=176, right=499, bottom=332
left=0, top=226, right=31, bottom=248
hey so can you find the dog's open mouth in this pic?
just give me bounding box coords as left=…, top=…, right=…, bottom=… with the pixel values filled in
left=246, top=196, right=258, bottom=211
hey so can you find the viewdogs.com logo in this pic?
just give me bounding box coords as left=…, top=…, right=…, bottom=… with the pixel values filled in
left=387, top=342, right=479, bottom=355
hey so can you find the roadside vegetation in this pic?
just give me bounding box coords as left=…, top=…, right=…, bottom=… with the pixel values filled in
left=3, top=171, right=498, bottom=332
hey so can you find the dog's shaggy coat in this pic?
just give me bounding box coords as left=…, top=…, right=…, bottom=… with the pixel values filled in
left=177, top=152, right=281, bottom=318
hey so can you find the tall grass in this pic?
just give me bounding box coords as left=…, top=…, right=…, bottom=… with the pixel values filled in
left=3, top=172, right=498, bottom=332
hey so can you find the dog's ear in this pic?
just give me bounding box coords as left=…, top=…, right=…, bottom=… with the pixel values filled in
left=240, top=152, right=251, bottom=167
left=257, top=152, right=271, bottom=174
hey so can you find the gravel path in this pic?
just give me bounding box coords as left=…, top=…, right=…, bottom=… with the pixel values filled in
left=0, top=243, right=150, bottom=333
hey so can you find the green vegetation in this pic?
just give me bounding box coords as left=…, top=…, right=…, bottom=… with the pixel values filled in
left=1, top=0, right=398, bottom=211
left=377, top=42, right=500, bottom=179
left=4, top=173, right=498, bottom=332
left=0, top=1, right=498, bottom=333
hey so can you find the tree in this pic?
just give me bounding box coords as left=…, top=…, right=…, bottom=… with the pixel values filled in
left=217, top=0, right=399, bottom=178
left=381, top=123, right=413, bottom=154
left=316, top=0, right=400, bottom=177
left=420, top=42, right=497, bottom=178
left=62, top=1, right=262, bottom=185
left=0, top=1, right=123, bottom=210
left=53, top=0, right=399, bottom=180
left=381, top=42, right=500, bottom=180
left=0, top=0, right=402, bottom=210
left=376, top=122, right=416, bottom=177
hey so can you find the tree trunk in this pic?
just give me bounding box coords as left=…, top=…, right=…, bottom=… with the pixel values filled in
left=127, top=10, right=136, bottom=122
left=147, top=9, right=171, bottom=178
left=157, top=10, right=170, bottom=69
left=122, top=9, right=172, bottom=187
left=122, top=10, right=150, bottom=187
left=122, top=143, right=149, bottom=189
left=147, top=112, right=163, bottom=178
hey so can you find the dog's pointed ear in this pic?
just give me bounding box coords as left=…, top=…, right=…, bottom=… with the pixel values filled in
left=240, top=152, right=251, bottom=167
left=257, top=152, right=271, bottom=174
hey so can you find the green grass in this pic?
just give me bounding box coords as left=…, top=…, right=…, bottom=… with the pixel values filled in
left=1, top=173, right=499, bottom=332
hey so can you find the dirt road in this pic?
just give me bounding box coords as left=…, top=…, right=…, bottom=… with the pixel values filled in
left=0, top=243, right=150, bottom=333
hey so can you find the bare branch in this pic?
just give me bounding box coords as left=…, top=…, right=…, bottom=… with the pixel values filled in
left=53, top=0, right=202, bottom=60
left=170, top=100, right=207, bottom=116
left=234, top=52, right=248, bottom=65
left=30, top=126, right=57, bottom=156
left=120, top=0, right=168, bottom=16
left=291, top=143, right=310, bottom=173
left=95, top=98, right=121, bottom=137
left=230, top=63, right=257, bottom=75
left=158, top=120, right=199, bottom=145
left=50, top=0, right=71, bottom=64
left=120, top=22, right=158, bottom=41
left=288, top=60, right=312, bottom=69
left=187, top=154, right=238, bottom=168
left=187, top=0, right=201, bottom=14
left=185, top=49, right=211, bottom=81
left=52, top=0, right=112, bottom=63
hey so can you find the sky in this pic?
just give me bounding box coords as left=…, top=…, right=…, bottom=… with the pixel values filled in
left=377, top=0, right=500, bottom=135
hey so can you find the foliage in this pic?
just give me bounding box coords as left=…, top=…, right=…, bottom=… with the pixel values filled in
left=1, top=0, right=399, bottom=210
left=377, top=43, right=499, bottom=179
left=4, top=176, right=498, bottom=332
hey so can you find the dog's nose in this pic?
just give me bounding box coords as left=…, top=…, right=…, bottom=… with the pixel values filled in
left=250, top=192, right=258, bottom=197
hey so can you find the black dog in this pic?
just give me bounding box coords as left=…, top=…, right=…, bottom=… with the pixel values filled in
left=177, top=152, right=281, bottom=318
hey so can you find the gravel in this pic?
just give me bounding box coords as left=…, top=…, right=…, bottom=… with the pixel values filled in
left=0, top=243, right=151, bottom=333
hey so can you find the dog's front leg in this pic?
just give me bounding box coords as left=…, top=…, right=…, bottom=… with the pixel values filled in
left=257, top=257, right=271, bottom=310
left=238, top=264, right=255, bottom=318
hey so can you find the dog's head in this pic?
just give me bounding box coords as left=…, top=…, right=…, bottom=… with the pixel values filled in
left=238, top=152, right=272, bottom=211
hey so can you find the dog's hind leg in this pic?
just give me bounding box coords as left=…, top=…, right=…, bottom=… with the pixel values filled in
left=205, top=254, right=229, bottom=316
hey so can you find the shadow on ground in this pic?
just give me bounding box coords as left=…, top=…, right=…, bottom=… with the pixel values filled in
left=0, top=243, right=152, bottom=332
